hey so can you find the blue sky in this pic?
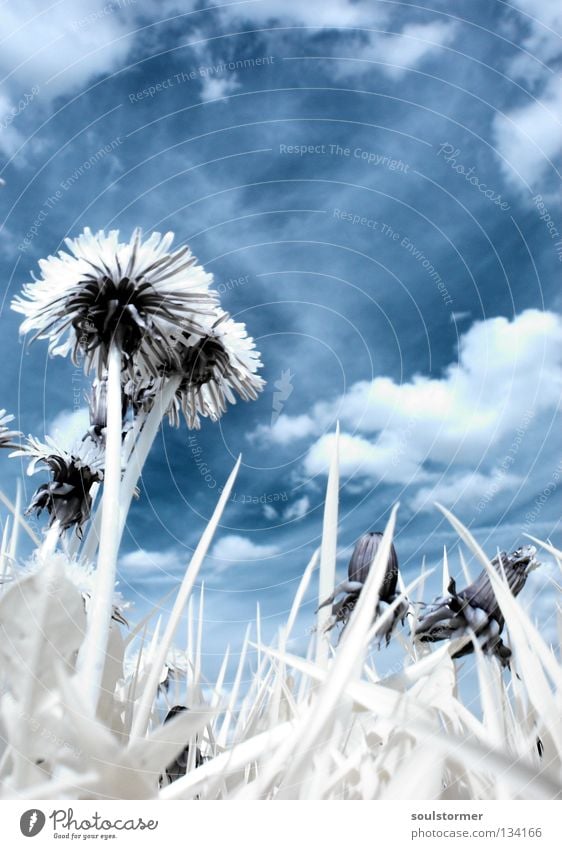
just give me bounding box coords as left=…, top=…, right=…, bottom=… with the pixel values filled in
left=1, top=1, right=560, bottom=677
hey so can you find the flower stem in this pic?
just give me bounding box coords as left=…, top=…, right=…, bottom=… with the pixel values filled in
left=116, top=375, right=180, bottom=546
left=79, top=486, right=103, bottom=564
left=40, top=519, right=61, bottom=560
left=77, top=343, right=123, bottom=713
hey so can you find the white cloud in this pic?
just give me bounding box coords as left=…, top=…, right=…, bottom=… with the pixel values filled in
left=263, top=504, right=278, bottom=520
left=304, top=430, right=426, bottom=485
left=0, top=0, right=139, bottom=156
left=283, top=495, right=310, bottom=520
left=199, top=74, right=240, bottom=102
left=210, top=534, right=279, bottom=572
left=0, top=94, right=25, bottom=157
left=409, top=469, right=522, bottom=514
left=49, top=407, right=90, bottom=445
left=212, top=0, right=386, bottom=29
left=249, top=413, right=317, bottom=446
left=120, top=547, right=180, bottom=573
left=0, top=1, right=136, bottom=94
left=333, top=21, right=457, bottom=80
left=506, top=0, right=562, bottom=81
left=493, top=77, right=562, bottom=190
left=256, top=310, right=562, bottom=486
left=262, top=496, right=311, bottom=521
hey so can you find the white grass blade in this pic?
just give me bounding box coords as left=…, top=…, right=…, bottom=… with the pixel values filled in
left=284, top=548, right=319, bottom=646
left=0, top=518, right=10, bottom=589
left=8, top=481, right=22, bottom=562
left=194, top=583, right=205, bottom=694
left=316, top=422, right=339, bottom=665
left=257, top=507, right=400, bottom=796
left=211, top=645, right=230, bottom=712
left=128, top=705, right=213, bottom=775
left=255, top=601, right=261, bottom=685
left=160, top=722, right=292, bottom=800
left=524, top=534, right=562, bottom=566
left=442, top=545, right=450, bottom=594
left=217, top=622, right=251, bottom=747
left=437, top=505, right=562, bottom=755
left=130, top=455, right=241, bottom=740
left=366, top=569, right=433, bottom=647
left=459, top=547, right=473, bottom=584
left=0, top=487, right=40, bottom=546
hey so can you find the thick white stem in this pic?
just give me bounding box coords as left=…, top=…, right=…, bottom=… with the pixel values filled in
left=316, top=423, right=340, bottom=666
left=117, top=376, right=180, bottom=543
left=80, top=485, right=103, bottom=564
left=79, top=377, right=179, bottom=563
left=39, top=519, right=62, bottom=561
left=77, top=344, right=123, bottom=713
left=68, top=482, right=99, bottom=561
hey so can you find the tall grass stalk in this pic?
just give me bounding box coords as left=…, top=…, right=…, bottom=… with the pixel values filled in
left=130, top=456, right=241, bottom=740
left=316, top=422, right=339, bottom=665
left=117, top=376, right=181, bottom=544
left=0, top=428, right=560, bottom=800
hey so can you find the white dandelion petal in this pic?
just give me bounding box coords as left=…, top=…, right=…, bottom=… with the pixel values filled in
left=0, top=409, right=22, bottom=449
left=161, top=309, right=265, bottom=429
left=12, top=435, right=105, bottom=533
left=12, top=228, right=217, bottom=377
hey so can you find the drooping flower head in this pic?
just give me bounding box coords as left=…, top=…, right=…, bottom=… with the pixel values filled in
left=13, top=436, right=104, bottom=534
left=163, top=309, right=265, bottom=429
left=414, top=545, right=539, bottom=666
left=318, top=531, right=408, bottom=645
left=12, top=228, right=217, bottom=377
left=0, top=410, right=21, bottom=450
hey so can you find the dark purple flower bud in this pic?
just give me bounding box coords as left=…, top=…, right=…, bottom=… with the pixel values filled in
left=158, top=310, right=264, bottom=430
left=318, top=531, right=407, bottom=644
left=348, top=532, right=399, bottom=601
left=415, top=545, right=539, bottom=666
left=14, top=437, right=104, bottom=536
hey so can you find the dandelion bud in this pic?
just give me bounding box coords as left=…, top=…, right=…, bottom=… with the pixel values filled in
left=415, top=545, right=539, bottom=665
left=318, top=531, right=407, bottom=645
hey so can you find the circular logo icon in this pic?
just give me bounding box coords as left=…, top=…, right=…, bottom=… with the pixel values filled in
left=20, top=810, right=46, bottom=837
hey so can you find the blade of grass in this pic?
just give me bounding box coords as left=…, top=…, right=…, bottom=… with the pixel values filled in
left=316, top=423, right=339, bottom=666
left=130, top=455, right=241, bottom=741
